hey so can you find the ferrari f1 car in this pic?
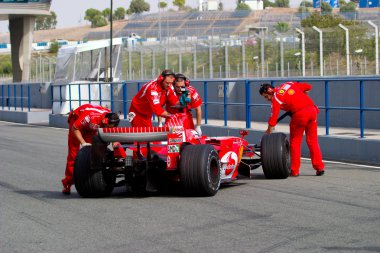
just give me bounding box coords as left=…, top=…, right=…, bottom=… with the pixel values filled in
left=73, top=113, right=290, bottom=198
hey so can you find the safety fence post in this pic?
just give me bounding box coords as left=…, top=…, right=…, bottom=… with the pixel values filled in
left=245, top=80, right=251, bottom=129
left=1, top=85, right=4, bottom=110
left=223, top=81, right=227, bottom=127
left=14, top=85, right=16, bottom=111
left=110, top=82, right=114, bottom=112
left=204, top=81, right=208, bottom=125
left=325, top=80, right=329, bottom=135
left=20, top=85, right=24, bottom=111
left=88, top=83, right=91, bottom=103
left=7, top=85, right=10, bottom=110
left=68, top=83, right=72, bottom=111
left=78, top=83, right=81, bottom=106
left=27, top=84, right=31, bottom=112
left=98, top=83, right=102, bottom=106
left=123, top=82, right=127, bottom=120
left=360, top=80, right=364, bottom=138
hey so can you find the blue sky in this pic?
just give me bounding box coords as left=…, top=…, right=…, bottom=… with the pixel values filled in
left=0, top=0, right=302, bottom=33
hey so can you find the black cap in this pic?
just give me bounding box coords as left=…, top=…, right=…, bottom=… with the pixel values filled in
left=161, top=69, right=175, bottom=77
left=174, top=73, right=187, bottom=82
left=105, top=112, right=120, bottom=126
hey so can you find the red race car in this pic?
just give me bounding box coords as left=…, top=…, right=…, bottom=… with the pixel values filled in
left=73, top=113, right=290, bottom=198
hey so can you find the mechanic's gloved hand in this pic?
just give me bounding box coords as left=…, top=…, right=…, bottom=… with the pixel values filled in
left=179, top=93, right=191, bottom=106
left=80, top=143, right=92, bottom=149
left=195, top=125, right=202, bottom=136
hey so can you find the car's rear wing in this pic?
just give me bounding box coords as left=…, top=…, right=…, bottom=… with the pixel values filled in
left=98, top=126, right=183, bottom=143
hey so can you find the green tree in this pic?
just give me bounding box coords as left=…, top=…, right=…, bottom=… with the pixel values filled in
left=340, top=2, right=356, bottom=12
left=321, top=2, right=333, bottom=13
left=264, top=0, right=276, bottom=8
left=49, top=41, right=59, bottom=54
left=236, top=3, right=251, bottom=10
left=84, top=8, right=108, bottom=27
left=274, top=22, right=289, bottom=33
left=173, top=0, right=186, bottom=11
left=35, top=11, right=57, bottom=30
left=298, top=6, right=310, bottom=13
left=301, top=12, right=351, bottom=28
left=300, top=0, right=313, bottom=7
left=275, top=0, right=290, bottom=7
left=102, top=8, right=111, bottom=19
left=127, top=0, right=150, bottom=14
left=114, top=7, right=126, bottom=20
left=159, top=1, right=167, bottom=9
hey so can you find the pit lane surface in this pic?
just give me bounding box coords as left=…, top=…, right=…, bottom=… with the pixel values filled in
left=0, top=121, right=379, bottom=253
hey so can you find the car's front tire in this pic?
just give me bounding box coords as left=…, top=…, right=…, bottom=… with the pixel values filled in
left=261, top=133, right=290, bottom=179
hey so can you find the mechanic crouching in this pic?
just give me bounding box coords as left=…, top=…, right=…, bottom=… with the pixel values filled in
left=259, top=82, right=325, bottom=177
left=62, top=103, right=120, bottom=195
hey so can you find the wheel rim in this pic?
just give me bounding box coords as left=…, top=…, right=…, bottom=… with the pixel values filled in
left=284, top=140, right=290, bottom=173
left=209, top=158, right=220, bottom=185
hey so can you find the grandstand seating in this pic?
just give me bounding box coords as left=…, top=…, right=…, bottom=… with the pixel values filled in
left=115, top=10, right=251, bottom=40
left=21, top=8, right=380, bottom=43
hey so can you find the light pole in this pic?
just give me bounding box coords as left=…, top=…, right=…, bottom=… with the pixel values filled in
left=368, top=21, right=379, bottom=75
left=274, top=31, right=284, bottom=77
left=312, top=26, right=323, bottom=76
left=109, top=0, right=113, bottom=82
left=295, top=28, right=305, bottom=77
left=158, top=0, right=162, bottom=43
left=338, top=24, right=350, bottom=75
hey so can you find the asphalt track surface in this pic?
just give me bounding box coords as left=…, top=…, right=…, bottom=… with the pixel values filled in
left=1, top=121, right=379, bottom=253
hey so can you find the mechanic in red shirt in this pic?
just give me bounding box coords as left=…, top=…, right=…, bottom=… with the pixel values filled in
left=159, top=73, right=203, bottom=135
left=259, top=82, right=325, bottom=177
left=62, top=103, right=120, bottom=194
left=127, top=69, right=178, bottom=127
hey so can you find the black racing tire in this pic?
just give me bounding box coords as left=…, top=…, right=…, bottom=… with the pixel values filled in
left=179, top=144, right=221, bottom=196
left=74, top=146, right=115, bottom=197
left=261, top=132, right=290, bottom=179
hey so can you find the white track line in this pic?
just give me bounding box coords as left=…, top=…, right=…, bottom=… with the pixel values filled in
left=301, top=157, right=380, bottom=169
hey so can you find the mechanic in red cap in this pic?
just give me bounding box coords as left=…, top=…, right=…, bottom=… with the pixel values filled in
left=159, top=73, right=203, bottom=135
left=62, top=103, right=120, bottom=194
left=259, top=82, right=325, bottom=177
left=127, top=69, right=178, bottom=127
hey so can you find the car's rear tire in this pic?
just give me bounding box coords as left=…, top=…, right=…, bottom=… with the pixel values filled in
left=180, top=144, right=221, bottom=196
left=261, top=133, right=290, bottom=179
left=74, top=146, right=115, bottom=197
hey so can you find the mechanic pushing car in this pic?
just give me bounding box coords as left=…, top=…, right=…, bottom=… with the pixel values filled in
left=62, top=103, right=120, bottom=194
left=259, top=82, right=325, bottom=177
left=127, top=69, right=179, bottom=127
left=158, top=73, right=203, bottom=135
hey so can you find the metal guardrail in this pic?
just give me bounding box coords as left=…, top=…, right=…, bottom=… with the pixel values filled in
left=0, top=83, right=31, bottom=112
left=240, top=76, right=380, bottom=138
left=4, top=77, right=380, bottom=138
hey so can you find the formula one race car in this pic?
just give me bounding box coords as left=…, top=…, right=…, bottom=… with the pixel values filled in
left=73, top=113, right=290, bottom=198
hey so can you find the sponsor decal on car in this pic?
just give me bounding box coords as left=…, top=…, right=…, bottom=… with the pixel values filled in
left=288, top=89, right=295, bottom=95
left=169, top=138, right=182, bottom=143
left=168, top=144, right=180, bottom=153
left=220, top=151, right=238, bottom=176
